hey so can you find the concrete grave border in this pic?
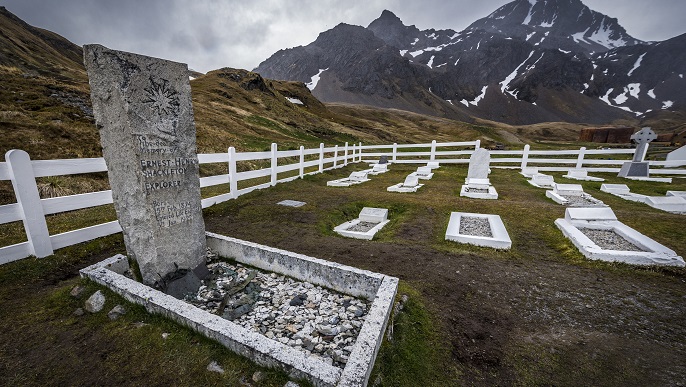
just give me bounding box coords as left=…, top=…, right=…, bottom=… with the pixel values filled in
left=625, top=176, right=672, bottom=183
left=80, top=232, right=399, bottom=387
left=554, top=208, right=684, bottom=267
left=459, top=185, right=498, bottom=199
left=334, top=219, right=391, bottom=240
left=445, top=212, right=511, bottom=249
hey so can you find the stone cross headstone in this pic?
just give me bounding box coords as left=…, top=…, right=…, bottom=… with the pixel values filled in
left=467, top=148, right=490, bottom=179
left=618, top=127, right=656, bottom=177
left=84, top=45, right=207, bottom=294
left=630, top=127, right=657, bottom=162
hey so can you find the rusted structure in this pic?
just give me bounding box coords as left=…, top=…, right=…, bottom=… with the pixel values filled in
left=579, top=127, right=634, bottom=143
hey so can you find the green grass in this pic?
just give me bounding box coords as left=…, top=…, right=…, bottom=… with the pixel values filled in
left=370, top=282, right=459, bottom=386
left=2, top=162, right=685, bottom=386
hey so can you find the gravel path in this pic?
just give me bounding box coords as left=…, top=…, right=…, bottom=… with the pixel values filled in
left=186, top=258, right=369, bottom=368
left=579, top=228, right=647, bottom=251
left=460, top=216, right=493, bottom=237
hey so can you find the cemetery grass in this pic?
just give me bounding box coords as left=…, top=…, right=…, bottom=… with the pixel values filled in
left=204, top=163, right=686, bottom=386
left=1, top=164, right=685, bottom=386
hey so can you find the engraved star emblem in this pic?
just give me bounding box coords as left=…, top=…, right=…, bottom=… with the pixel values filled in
left=143, top=77, right=179, bottom=116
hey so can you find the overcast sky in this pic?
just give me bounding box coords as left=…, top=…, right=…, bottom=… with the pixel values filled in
left=2, top=0, right=684, bottom=73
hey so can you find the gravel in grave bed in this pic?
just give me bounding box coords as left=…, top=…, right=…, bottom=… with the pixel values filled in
left=560, top=194, right=604, bottom=207
left=345, top=221, right=379, bottom=233
left=185, top=255, right=369, bottom=368
left=459, top=216, right=493, bottom=237
left=579, top=228, right=647, bottom=252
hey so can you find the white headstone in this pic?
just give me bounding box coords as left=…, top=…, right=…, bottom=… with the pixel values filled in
left=402, top=174, right=420, bottom=187
left=350, top=171, right=368, bottom=181
left=554, top=183, right=584, bottom=196
left=359, top=207, right=388, bottom=223
left=467, top=149, right=490, bottom=179
left=84, top=45, right=206, bottom=290
left=600, top=184, right=631, bottom=194
left=565, top=207, right=617, bottom=222
left=416, top=166, right=432, bottom=176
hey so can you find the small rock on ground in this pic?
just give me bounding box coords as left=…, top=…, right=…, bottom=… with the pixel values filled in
left=284, top=381, right=300, bottom=387
left=84, top=290, right=105, bottom=313
left=70, top=285, right=86, bottom=298
left=73, top=308, right=84, bottom=316
left=207, top=360, right=224, bottom=374
left=252, top=370, right=266, bottom=382
left=107, top=305, right=126, bottom=320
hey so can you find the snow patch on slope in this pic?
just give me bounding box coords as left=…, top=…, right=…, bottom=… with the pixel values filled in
left=627, top=53, right=646, bottom=76
left=500, top=51, right=535, bottom=96
left=461, top=86, right=489, bottom=107
left=306, top=68, right=328, bottom=90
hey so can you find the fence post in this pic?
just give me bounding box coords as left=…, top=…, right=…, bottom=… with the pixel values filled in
left=333, top=145, right=339, bottom=168
left=475, top=140, right=481, bottom=150
left=344, top=142, right=349, bottom=166
left=299, top=146, right=305, bottom=178
left=430, top=140, right=437, bottom=161
left=576, top=146, right=586, bottom=169
left=6, top=149, right=53, bottom=257
left=228, top=147, right=238, bottom=198
left=270, top=143, right=278, bottom=186
left=520, top=144, right=530, bottom=170
left=318, top=143, right=324, bottom=172
left=392, top=143, right=398, bottom=163
left=358, top=142, right=363, bottom=162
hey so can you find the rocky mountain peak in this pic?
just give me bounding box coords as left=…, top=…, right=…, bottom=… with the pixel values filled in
left=469, top=0, right=643, bottom=55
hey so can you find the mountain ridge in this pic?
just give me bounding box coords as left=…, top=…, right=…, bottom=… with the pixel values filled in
left=255, top=1, right=685, bottom=125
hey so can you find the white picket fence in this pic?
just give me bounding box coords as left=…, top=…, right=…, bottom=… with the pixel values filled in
left=1, top=140, right=684, bottom=264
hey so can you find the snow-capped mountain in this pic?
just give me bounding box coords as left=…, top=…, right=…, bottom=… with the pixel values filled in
left=254, top=0, right=685, bottom=125
left=468, top=0, right=643, bottom=55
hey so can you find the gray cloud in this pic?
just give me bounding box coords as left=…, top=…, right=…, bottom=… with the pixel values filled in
left=1, top=0, right=684, bottom=72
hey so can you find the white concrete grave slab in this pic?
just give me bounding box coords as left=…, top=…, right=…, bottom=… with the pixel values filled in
left=555, top=208, right=684, bottom=267
left=413, top=166, right=434, bottom=180
left=600, top=184, right=631, bottom=195
left=81, top=233, right=399, bottom=387
left=642, top=196, right=686, bottom=214
left=546, top=183, right=605, bottom=206
left=445, top=212, right=511, bottom=249
left=564, top=168, right=605, bottom=181
left=521, top=167, right=539, bottom=178
left=426, top=161, right=440, bottom=169
left=334, top=207, right=391, bottom=240
left=460, top=184, right=498, bottom=199
left=365, top=163, right=389, bottom=176
left=327, top=171, right=371, bottom=187
left=387, top=174, right=424, bottom=193
left=601, top=185, right=685, bottom=213
left=277, top=200, right=306, bottom=207
left=625, top=176, right=672, bottom=183
left=528, top=173, right=555, bottom=188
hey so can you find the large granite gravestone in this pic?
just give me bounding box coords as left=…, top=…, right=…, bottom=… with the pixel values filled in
left=467, top=148, right=490, bottom=179
left=84, top=45, right=206, bottom=294
left=618, top=127, right=657, bottom=177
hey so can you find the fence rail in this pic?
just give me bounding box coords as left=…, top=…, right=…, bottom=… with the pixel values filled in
left=1, top=139, right=685, bottom=263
